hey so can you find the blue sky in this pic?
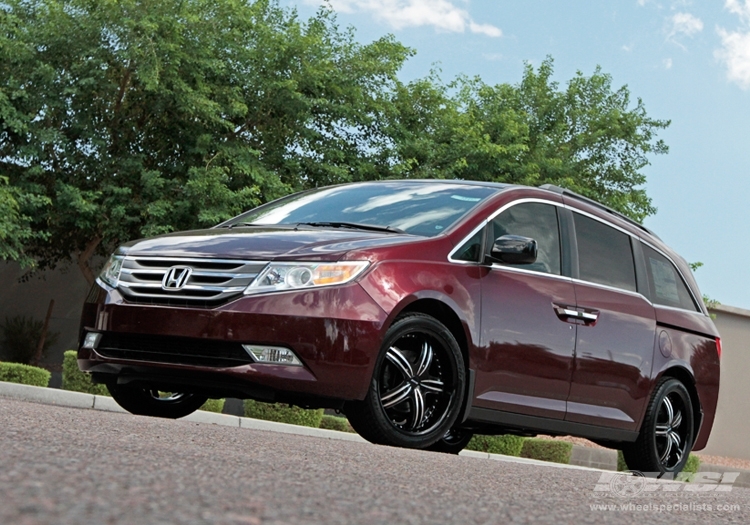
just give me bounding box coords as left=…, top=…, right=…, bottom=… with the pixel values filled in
left=288, top=0, right=750, bottom=310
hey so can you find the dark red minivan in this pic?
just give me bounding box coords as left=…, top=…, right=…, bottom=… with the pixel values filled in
left=78, top=180, right=720, bottom=474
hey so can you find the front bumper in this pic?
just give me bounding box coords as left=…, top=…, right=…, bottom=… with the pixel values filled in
left=77, top=281, right=388, bottom=404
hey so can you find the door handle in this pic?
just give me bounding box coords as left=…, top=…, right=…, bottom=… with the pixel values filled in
left=553, top=304, right=599, bottom=324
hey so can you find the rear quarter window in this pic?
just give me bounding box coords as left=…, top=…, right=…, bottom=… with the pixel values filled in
left=642, top=244, right=699, bottom=312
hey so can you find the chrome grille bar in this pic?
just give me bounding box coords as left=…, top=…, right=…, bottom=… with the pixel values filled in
left=117, top=257, right=268, bottom=306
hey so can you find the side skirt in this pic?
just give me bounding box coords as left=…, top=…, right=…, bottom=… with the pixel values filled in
left=468, top=407, right=639, bottom=443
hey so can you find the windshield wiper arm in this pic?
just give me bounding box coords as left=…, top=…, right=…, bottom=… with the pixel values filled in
left=297, top=222, right=405, bottom=234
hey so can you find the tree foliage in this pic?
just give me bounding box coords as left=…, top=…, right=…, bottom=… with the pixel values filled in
left=387, top=59, right=669, bottom=221
left=0, top=0, right=410, bottom=282
left=0, top=1, right=669, bottom=283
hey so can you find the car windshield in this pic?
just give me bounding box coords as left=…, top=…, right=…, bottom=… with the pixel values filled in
left=224, top=182, right=501, bottom=237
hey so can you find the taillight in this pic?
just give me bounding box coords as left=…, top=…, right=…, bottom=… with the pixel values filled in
left=716, top=337, right=722, bottom=360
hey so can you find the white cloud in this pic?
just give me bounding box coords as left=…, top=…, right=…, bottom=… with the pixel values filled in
left=663, top=57, right=673, bottom=69
left=716, top=0, right=750, bottom=89
left=725, top=0, right=750, bottom=24
left=310, top=0, right=501, bottom=37
left=669, top=12, right=704, bottom=39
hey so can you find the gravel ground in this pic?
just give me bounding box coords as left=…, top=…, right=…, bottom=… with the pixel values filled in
left=1, top=397, right=749, bottom=525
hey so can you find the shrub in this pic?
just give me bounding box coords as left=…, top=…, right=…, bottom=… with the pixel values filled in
left=0, top=315, right=59, bottom=365
left=200, top=398, right=225, bottom=413
left=684, top=453, right=701, bottom=474
left=466, top=434, right=526, bottom=456
left=319, top=414, right=355, bottom=433
left=62, top=350, right=109, bottom=395
left=0, top=361, right=51, bottom=387
left=244, top=399, right=324, bottom=428
left=520, top=438, right=572, bottom=464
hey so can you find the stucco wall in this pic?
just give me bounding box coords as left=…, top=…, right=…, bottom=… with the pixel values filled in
left=702, top=304, right=750, bottom=460
left=0, top=262, right=92, bottom=386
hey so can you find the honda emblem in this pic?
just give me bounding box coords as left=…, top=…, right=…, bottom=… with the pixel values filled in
left=162, top=266, right=192, bottom=290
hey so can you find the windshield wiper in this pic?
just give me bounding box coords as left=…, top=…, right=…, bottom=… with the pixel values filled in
left=297, top=222, right=405, bottom=234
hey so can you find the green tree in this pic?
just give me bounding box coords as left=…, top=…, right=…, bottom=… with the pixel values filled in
left=0, top=0, right=410, bottom=284
left=388, top=58, right=669, bottom=222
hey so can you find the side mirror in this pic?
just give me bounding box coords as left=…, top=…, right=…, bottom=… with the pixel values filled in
left=489, top=235, right=538, bottom=265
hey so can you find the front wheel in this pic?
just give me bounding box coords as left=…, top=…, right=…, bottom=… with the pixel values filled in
left=107, top=383, right=208, bottom=419
left=345, top=313, right=466, bottom=449
left=426, top=427, right=474, bottom=454
left=621, top=378, right=694, bottom=475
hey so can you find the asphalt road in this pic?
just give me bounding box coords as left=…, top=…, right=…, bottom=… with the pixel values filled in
left=1, top=397, right=748, bottom=525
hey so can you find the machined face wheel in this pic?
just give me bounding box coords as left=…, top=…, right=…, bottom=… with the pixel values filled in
left=378, top=335, right=454, bottom=436
left=344, top=313, right=466, bottom=449
left=621, top=377, right=694, bottom=474
left=655, top=392, right=689, bottom=469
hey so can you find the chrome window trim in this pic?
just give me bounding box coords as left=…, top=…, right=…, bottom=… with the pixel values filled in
left=488, top=263, right=573, bottom=283
left=447, top=198, right=564, bottom=264
left=571, top=278, right=654, bottom=306
left=447, top=196, right=707, bottom=316
left=653, top=303, right=709, bottom=317
left=448, top=197, right=708, bottom=317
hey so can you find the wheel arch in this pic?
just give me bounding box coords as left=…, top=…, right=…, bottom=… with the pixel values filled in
left=395, top=298, right=470, bottom=369
left=394, top=298, right=475, bottom=423
left=656, top=366, right=703, bottom=446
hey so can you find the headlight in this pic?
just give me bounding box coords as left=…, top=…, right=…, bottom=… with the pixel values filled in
left=99, top=254, right=125, bottom=288
left=244, top=261, right=370, bottom=295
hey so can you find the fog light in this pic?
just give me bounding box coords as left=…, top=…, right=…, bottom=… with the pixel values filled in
left=242, top=345, right=302, bottom=366
left=83, top=332, right=102, bottom=349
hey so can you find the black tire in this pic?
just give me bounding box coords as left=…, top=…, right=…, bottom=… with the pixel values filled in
left=426, top=427, right=474, bottom=454
left=621, top=377, right=695, bottom=475
left=344, top=313, right=466, bottom=449
left=107, top=383, right=208, bottom=419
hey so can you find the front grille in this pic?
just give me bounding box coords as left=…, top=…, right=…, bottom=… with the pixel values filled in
left=97, top=332, right=254, bottom=368
left=117, top=257, right=268, bottom=307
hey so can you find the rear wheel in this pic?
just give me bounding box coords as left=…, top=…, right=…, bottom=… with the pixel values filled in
left=107, top=384, right=208, bottom=419
left=345, top=313, right=466, bottom=449
left=621, top=378, right=694, bottom=474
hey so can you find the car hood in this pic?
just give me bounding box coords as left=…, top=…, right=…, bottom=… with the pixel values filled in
left=121, top=226, right=419, bottom=261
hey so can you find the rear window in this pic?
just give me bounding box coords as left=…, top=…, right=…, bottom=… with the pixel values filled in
left=227, top=182, right=499, bottom=237
left=642, top=244, right=699, bottom=312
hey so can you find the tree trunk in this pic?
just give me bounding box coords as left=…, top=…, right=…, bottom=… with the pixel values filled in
left=33, top=299, right=55, bottom=367
left=77, top=236, right=102, bottom=287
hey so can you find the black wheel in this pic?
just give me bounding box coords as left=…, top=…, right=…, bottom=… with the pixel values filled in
left=621, top=378, right=694, bottom=474
left=107, top=383, right=208, bottom=419
left=344, top=313, right=466, bottom=449
left=426, top=427, right=474, bottom=454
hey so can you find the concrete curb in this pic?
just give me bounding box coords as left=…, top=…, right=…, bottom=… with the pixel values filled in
left=0, top=381, right=654, bottom=475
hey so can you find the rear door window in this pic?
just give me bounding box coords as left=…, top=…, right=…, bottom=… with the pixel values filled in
left=573, top=213, right=637, bottom=292
left=642, top=244, right=699, bottom=312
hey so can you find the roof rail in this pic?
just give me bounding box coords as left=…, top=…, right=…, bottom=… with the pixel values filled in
left=539, top=184, right=659, bottom=239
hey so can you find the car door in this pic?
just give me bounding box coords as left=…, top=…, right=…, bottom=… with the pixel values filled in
left=474, top=199, right=577, bottom=420
left=564, top=210, right=656, bottom=431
